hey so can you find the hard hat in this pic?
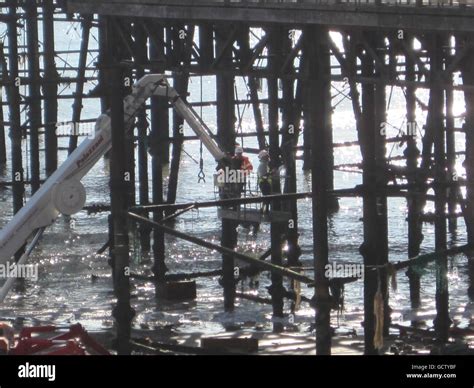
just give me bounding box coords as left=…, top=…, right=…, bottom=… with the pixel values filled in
left=235, top=146, right=244, bottom=154
left=258, top=150, right=269, bottom=160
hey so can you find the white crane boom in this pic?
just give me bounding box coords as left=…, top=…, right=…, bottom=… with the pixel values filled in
left=0, top=74, right=226, bottom=266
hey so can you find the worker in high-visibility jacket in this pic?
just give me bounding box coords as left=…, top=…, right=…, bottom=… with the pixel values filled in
left=233, top=146, right=253, bottom=174
left=230, top=146, right=253, bottom=198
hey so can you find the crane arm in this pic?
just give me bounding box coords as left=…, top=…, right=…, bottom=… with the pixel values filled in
left=0, top=74, right=226, bottom=266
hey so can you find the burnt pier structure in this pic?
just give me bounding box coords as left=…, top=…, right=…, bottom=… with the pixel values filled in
left=1, top=0, right=474, bottom=354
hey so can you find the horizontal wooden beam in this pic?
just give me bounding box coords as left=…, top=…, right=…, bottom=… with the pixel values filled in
left=67, top=1, right=474, bottom=32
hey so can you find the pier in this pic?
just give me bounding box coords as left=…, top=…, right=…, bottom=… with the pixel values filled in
left=0, top=0, right=473, bottom=355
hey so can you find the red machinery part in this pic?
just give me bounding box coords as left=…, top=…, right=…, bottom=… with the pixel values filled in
left=9, top=324, right=110, bottom=355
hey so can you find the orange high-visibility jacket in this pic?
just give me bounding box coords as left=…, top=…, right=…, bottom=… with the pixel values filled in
left=241, top=156, right=253, bottom=172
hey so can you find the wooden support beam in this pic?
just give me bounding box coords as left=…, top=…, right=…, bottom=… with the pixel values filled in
left=460, top=34, right=474, bottom=246
left=43, top=0, right=59, bottom=175
left=6, top=0, right=24, bottom=227
left=128, top=212, right=315, bottom=285
left=404, top=34, right=422, bottom=310
left=306, top=25, right=332, bottom=356
left=460, top=34, right=474, bottom=300
left=0, top=46, right=7, bottom=165
left=166, top=74, right=191, bottom=210
left=360, top=31, right=379, bottom=355
left=445, top=36, right=457, bottom=233
left=66, top=1, right=474, bottom=33
left=134, top=21, right=151, bottom=253
left=374, top=33, right=390, bottom=338
left=430, top=34, right=451, bottom=343
left=68, top=14, right=92, bottom=154
left=198, top=24, right=213, bottom=68
left=215, top=24, right=237, bottom=312
left=281, top=34, right=303, bottom=75
left=280, top=28, right=301, bottom=275
left=24, top=2, right=42, bottom=194
left=149, top=24, right=168, bottom=282
left=109, top=64, right=135, bottom=355
left=212, top=25, right=237, bottom=70
left=267, top=26, right=285, bottom=320
left=216, top=25, right=236, bottom=154
left=243, top=33, right=269, bottom=73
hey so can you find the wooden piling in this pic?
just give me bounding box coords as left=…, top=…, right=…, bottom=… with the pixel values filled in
left=280, top=29, right=300, bottom=269
left=150, top=24, right=168, bottom=283
left=198, top=24, right=213, bottom=69
left=305, top=26, right=332, bottom=355
left=2, top=1, right=474, bottom=356
left=460, top=33, right=474, bottom=300
left=216, top=24, right=237, bottom=312
left=445, top=35, right=457, bottom=233
left=430, top=34, right=451, bottom=343
left=0, top=43, right=6, bottom=166
left=374, top=35, right=390, bottom=337
left=236, top=25, right=266, bottom=150
left=108, top=63, right=135, bottom=355
left=24, top=2, right=42, bottom=193
left=267, top=27, right=285, bottom=319
left=98, top=16, right=109, bottom=112
left=360, top=31, right=379, bottom=355
left=0, top=94, right=6, bottom=165
left=404, top=34, right=422, bottom=309
left=134, top=21, right=151, bottom=253
left=7, top=0, right=25, bottom=235
left=215, top=25, right=236, bottom=154
left=68, top=15, right=92, bottom=154
left=42, top=0, right=58, bottom=176
left=167, top=26, right=194, bottom=211
left=461, top=34, right=474, bottom=245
